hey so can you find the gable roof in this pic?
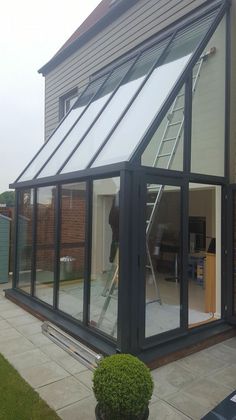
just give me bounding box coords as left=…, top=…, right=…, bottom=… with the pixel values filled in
left=38, top=0, right=139, bottom=76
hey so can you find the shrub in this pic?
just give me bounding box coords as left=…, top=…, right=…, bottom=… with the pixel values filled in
left=93, top=354, right=154, bottom=420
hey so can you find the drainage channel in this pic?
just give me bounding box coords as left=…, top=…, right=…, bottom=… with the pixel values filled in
left=42, top=321, right=103, bottom=370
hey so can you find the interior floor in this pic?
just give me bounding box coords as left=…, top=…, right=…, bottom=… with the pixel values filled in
left=17, top=265, right=215, bottom=338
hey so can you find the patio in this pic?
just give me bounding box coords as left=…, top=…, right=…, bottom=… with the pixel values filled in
left=1, top=280, right=236, bottom=420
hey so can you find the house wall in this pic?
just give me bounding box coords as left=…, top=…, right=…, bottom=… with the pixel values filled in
left=44, top=0, right=209, bottom=141
left=230, top=0, right=236, bottom=182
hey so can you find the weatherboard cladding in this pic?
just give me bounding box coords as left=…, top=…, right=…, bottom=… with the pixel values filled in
left=44, top=0, right=207, bottom=140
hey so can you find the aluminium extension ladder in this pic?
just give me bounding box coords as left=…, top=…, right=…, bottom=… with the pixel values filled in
left=97, top=47, right=216, bottom=334
left=146, top=47, right=216, bottom=305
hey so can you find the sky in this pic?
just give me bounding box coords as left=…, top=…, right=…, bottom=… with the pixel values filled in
left=0, top=0, right=101, bottom=194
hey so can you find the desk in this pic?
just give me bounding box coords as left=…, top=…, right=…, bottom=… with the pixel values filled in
left=188, top=252, right=216, bottom=314
left=188, top=253, right=205, bottom=284
left=204, top=253, right=216, bottom=313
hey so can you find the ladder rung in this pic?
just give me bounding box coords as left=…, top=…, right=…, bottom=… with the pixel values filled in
left=147, top=202, right=155, bottom=206
left=172, top=106, right=184, bottom=112
left=162, top=137, right=176, bottom=142
left=177, top=93, right=184, bottom=98
left=156, top=153, right=171, bottom=158
left=147, top=185, right=161, bottom=190
left=168, top=120, right=182, bottom=127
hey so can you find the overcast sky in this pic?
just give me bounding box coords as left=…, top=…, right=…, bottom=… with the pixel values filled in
left=0, top=0, right=100, bottom=194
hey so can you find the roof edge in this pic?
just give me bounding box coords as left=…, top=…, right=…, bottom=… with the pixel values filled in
left=38, top=0, right=139, bottom=76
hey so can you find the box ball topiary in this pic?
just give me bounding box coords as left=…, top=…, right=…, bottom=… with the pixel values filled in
left=93, top=353, right=154, bottom=420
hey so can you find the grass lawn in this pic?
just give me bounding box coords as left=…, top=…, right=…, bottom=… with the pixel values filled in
left=0, top=353, right=59, bottom=420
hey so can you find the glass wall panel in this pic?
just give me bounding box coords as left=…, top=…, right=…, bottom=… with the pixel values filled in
left=145, top=183, right=181, bottom=337
left=89, top=177, right=120, bottom=339
left=141, top=85, right=185, bottom=171
left=92, top=10, right=217, bottom=168
left=61, top=40, right=169, bottom=173
left=16, top=189, right=34, bottom=293
left=38, top=60, right=133, bottom=178
left=19, top=76, right=106, bottom=182
left=58, top=183, right=86, bottom=319
left=188, top=183, right=221, bottom=327
left=35, top=186, right=55, bottom=305
left=191, top=18, right=226, bottom=176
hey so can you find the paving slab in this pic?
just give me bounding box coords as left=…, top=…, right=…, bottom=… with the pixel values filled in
left=20, top=360, right=70, bottom=389
left=149, top=399, right=190, bottom=419
left=15, top=321, right=42, bottom=337
left=7, top=313, right=41, bottom=327
left=203, top=342, right=236, bottom=364
left=152, top=361, right=200, bottom=398
left=75, top=369, right=94, bottom=391
left=57, top=396, right=97, bottom=420
left=177, top=349, right=229, bottom=376
left=164, top=390, right=212, bottom=420
left=0, top=336, right=35, bottom=357
left=182, top=378, right=232, bottom=409
left=27, top=332, right=53, bottom=347
left=210, top=364, right=236, bottom=390
left=38, top=376, right=91, bottom=411
left=9, top=348, right=51, bottom=371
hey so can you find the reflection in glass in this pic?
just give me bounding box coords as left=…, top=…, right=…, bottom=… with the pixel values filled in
left=35, top=187, right=55, bottom=305
left=19, top=76, right=106, bottom=182
left=145, top=184, right=181, bottom=337
left=38, top=60, right=133, bottom=178
left=89, top=177, right=120, bottom=338
left=16, top=189, right=34, bottom=293
left=191, top=18, right=225, bottom=176
left=188, top=184, right=221, bottom=327
left=142, top=86, right=185, bottom=171
left=61, top=41, right=168, bottom=173
left=92, top=10, right=218, bottom=168
left=58, top=183, right=86, bottom=319
left=92, top=55, right=190, bottom=168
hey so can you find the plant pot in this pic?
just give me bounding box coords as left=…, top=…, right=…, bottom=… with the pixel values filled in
left=95, top=404, right=149, bottom=420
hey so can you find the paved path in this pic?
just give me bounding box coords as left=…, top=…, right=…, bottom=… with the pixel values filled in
left=1, top=282, right=236, bottom=419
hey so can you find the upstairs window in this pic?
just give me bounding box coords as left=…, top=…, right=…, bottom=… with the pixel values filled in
left=59, top=88, right=78, bottom=120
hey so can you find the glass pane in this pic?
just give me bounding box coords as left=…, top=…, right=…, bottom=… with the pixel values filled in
left=19, top=76, right=106, bottom=182
left=145, top=183, right=181, bottom=337
left=92, top=55, right=190, bottom=168
left=16, top=189, right=34, bottom=293
left=38, top=60, right=133, bottom=178
left=61, top=41, right=169, bottom=173
left=89, top=177, right=120, bottom=339
left=92, top=10, right=218, bottom=168
left=142, top=86, right=185, bottom=171
left=58, top=182, right=86, bottom=320
left=188, top=184, right=221, bottom=327
left=191, top=18, right=226, bottom=176
left=35, top=186, right=55, bottom=305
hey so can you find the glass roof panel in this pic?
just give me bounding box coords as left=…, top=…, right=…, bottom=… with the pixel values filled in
left=91, top=9, right=219, bottom=168
left=18, top=76, right=106, bottom=182
left=60, top=40, right=169, bottom=174
left=37, top=59, right=134, bottom=178
left=14, top=5, right=222, bottom=186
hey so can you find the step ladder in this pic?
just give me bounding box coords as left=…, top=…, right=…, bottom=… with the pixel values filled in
left=96, top=252, right=119, bottom=337
left=146, top=47, right=216, bottom=304
left=97, top=47, right=216, bottom=332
